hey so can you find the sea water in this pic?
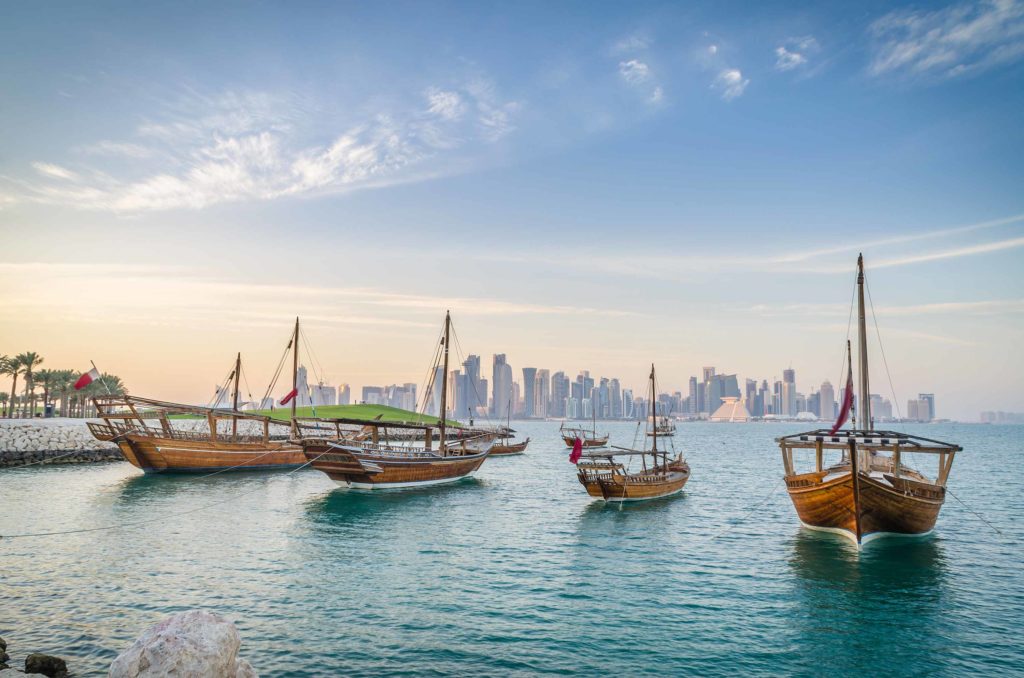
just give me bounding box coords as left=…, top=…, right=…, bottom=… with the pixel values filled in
left=1, top=422, right=1021, bottom=676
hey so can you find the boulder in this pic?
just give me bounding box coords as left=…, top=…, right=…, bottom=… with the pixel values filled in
left=0, top=635, right=9, bottom=664
left=23, top=654, right=67, bottom=677
left=109, top=610, right=257, bottom=677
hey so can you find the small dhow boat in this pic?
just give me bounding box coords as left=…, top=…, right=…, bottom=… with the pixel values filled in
left=560, top=407, right=609, bottom=448
left=647, top=415, right=676, bottom=437
left=575, top=364, right=690, bottom=502
left=489, top=399, right=530, bottom=456
left=89, top=352, right=304, bottom=473
left=295, top=311, right=496, bottom=489
left=777, top=255, right=961, bottom=546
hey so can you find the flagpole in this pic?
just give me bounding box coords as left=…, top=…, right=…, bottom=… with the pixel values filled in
left=91, top=360, right=112, bottom=395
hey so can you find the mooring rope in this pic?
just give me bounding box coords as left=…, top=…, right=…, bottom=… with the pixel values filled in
left=947, top=486, right=1005, bottom=536
left=0, top=453, right=327, bottom=541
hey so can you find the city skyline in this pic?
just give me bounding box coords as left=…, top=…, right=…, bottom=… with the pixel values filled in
left=1, top=1, right=1022, bottom=421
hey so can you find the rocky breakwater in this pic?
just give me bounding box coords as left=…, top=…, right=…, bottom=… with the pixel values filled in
left=0, top=419, right=121, bottom=468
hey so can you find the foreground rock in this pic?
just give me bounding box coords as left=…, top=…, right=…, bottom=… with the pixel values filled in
left=0, top=636, right=8, bottom=667
left=24, top=654, right=67, bottom=677
left=109, top=610, right=257, bottom=677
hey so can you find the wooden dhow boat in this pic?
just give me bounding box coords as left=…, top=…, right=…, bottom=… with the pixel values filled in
left=776, top=255, right=961, bottom=546
left=489, top=401, right=530, bottom=456
left=560, top=408, right=609, bottom=448
left=575, top=364, right=690, bottom=502
left=89, top=353, right=304, bottom=473
left=295, top=311, right=496, bottom=489
left=647, top=415, right=676, bottom=437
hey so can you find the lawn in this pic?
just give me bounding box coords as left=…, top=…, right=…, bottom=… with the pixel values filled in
left=253, top=403, right=461, bottom=427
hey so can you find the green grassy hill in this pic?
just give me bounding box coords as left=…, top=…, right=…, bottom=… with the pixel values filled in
left=255, top=403, right=460, bottom=427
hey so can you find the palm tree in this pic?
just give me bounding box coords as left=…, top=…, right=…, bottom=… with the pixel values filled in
left=1, top=355, right=22, bottom=418
left=0, top=392, right=7, bottom=417
left=35, top=369, right=59, bottom=416
left=80, top=373, right=126, bottom=417
left=54, top=369, right=77, bottom=417
left=17, top=352, right=43, bottom=417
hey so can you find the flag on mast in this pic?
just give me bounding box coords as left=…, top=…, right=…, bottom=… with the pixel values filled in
left=74, top=367, right=101, bottom=391
left=280, top=388, right=299, bottom=406
left=569, top=437, right=583, bottom=464
left=830, top=369, right=854, bottom=435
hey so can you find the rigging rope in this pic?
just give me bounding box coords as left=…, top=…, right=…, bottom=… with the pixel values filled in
left=947, top=486, right=1005, bottom=536
left=864, top=277, right=905, bottom=425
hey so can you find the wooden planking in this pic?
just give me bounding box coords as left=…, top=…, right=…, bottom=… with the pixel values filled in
left=301, top=440, right=487, bottom=486
left=786, top=471, right=944, bottom=539
left=118, top=435, right=305, bottom=472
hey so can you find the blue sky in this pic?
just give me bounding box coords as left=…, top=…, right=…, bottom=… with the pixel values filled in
left=1, top=0, right=1023, bottom=419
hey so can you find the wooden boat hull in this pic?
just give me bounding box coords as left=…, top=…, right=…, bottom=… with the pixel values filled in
left=301, top=439, right=488, bottom=489
left=578, top=462, right=690, bottom=502
left=117, top=434, right=305, bottom=473
left=786, top=471, right=944, bottom=544
left=562, top=435, right=608, bottom=448
left=597, top=467, right=690, bottom=502
left=490, top=438, right=529, bottom=456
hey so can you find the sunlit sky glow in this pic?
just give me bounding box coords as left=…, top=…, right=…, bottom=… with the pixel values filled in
left=1, top=1, right=1023, bottom=420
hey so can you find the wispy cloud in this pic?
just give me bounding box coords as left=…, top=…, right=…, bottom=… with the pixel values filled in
left=8, top=82, right=520, bottom=212
left=712, top=69, right=749, bottom=100
left=774, top=36, right=819, bottom=71
left=749, top=299, right=1024, bottom=318
left=611, top=32, right=650, bottom=56
left=31, top=162, right=78, bottom=181
left=868, top=0, right=1024, bottom=79
left=617, top=59, right=664, bottom=104
left=873, top=235, right=1024, bottom=268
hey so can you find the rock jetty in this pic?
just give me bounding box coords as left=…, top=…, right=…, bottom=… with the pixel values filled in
left=0, top=419, right=120, bottom=467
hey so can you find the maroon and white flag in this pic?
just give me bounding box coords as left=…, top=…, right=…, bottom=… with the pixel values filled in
left=830, top=370, right=854, bottom=434
left=74, top=367, right=101, bottom=391
left=279, top=387, right=299, bottom=406
left=569, top=437, right=583, bottom=464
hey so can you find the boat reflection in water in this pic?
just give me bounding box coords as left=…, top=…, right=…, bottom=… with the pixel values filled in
left=788, top=529, right=950, bottom=673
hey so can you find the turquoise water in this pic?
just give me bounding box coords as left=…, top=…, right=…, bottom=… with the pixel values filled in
left=1, top=422, right=1022, bottom=676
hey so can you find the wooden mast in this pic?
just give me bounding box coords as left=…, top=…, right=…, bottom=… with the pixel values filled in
left=856, top=254, right=872, bottom=431
left=846, top=339, right=863, bottom=544
left=290, top=317, right=299, bottom=436
left=231, top=352, right=241, bottom=440
left=650, top=364, right=657, bottom=464
left=439, top=311, right=450, bottom=457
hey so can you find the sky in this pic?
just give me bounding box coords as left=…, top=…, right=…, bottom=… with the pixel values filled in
left=1, top=0, right=1023, bottom=420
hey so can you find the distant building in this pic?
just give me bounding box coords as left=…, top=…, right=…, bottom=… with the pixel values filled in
left=312, top=384, right=337, bottom=406
left=491, top=354, right=513, bottom=419
left=536, top=369, right=550, bottom=418
left=710, top=397, right=751, bottom=422
left=522, top=367, right=538, bottom=418
left=918, top=393, right=935, bottom=421
left=551, top=372, right=570, bottom=418
left=338, top=383, right=351, bottom=406
left=819, top=380, right=835, bottom=422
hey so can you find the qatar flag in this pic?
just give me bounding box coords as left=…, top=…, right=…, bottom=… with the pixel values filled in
left=74, top=367, right=101, bottom=391
left=569, top=437, right=583, bottom=464
left=279, top=387, right=299, bottom=406
left=830, top=370, right=855, bottom=435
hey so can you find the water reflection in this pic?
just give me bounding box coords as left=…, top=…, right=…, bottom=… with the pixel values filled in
left=789, top=528, right=949, bottom=674
left=111, top=468, right=287, bottom=505
left=303, top=478, right=484, bottom=530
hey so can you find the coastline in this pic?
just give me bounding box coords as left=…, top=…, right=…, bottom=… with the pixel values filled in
left=0, top=419, right=121, bottom=468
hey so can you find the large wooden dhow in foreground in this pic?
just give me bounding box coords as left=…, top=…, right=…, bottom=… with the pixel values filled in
left=575, top=365, right=690, bottom=502
left=295, top=311, right=495, bottom=489
left=777, top=255, right=961, bottom=546
left=89, top=369, right=303, bottom=473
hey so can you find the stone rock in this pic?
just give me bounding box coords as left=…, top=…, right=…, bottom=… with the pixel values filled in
left=0, top=635, right=9, bottom=664
left=23, top=654, right=67, bottom=678
left=109, top=610, right=257, bottom=678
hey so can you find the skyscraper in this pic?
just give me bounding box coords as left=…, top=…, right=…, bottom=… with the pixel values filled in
left=688, top=376, right=699, bottom=415
left=338, top=383, right=351, bottom=406
left=522, top=367, right=537, bottom=418
left=918, top=393, right=935, bottom=421
left=610, top=378, right=622, bottom=418
left=551, top=371, right=570, bottom=418
left=536, top=368, right=550, bottom=418
left=462, top=355, right=484, bottom=415
left=782, top=368, right=796, bottom=416
left=819, top=380, right=835, bottom=422
left=491, top=354, right=513, bottom=418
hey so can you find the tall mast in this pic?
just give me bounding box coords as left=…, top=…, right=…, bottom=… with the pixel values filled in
left=231, top=352, right=241, bottom=440
left=856, top=254, right=872, bottom=431
left=847, top=340, right=856, bottom=430
left=439, top=311, right=450, bottom=455
left=650, top=364, right=657, bottom=457
left=291, top=317, right=299, bottom=432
